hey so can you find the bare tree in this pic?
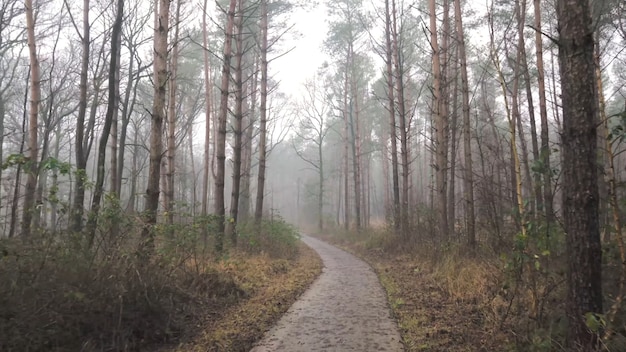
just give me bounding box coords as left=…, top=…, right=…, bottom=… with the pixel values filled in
left=21, top=0, right=42, bottom=238
left=254, top=0, right=268, bottom=224
left=453, top=0, right=475, bottom=247
left=216, top=0, right=237, bottom=250
left=140, top=0, right=171, bottom=256
left=86, top=0, right=124, bottom=244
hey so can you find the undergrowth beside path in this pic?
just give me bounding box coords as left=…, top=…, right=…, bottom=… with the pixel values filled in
left=0, top=218, right=322, bottom=352
left=314, top=232, right=514, bottom=352
left=168, top=242, right=322, bottom=352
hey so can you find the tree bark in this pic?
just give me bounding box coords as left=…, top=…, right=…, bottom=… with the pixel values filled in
left=454, top=0, right=474, bottom=247
left=165, top=0, right=181, bottom=232
left=217, top=0, right=237, bottom=249
left=557, top=0, right=603, bottom=348
left=201, top=0, right=213, bottom=239
left=228, top=0, right=246, bottom=245
left=21, top=0, right=42, bottom=238
left=391, top=0, right=408, bottom=237
left=384, top=0, right=400, bottom=232
left=533, top=0, right=553, bottom=224
left=254, top=0, right=268, bottom=224
left=429, top=0, right=448, bottom=238
left=86, top=0, right=123, bottom=245
left=71, top=0, right=90, bottom=233
left=140, top=0, right=170, bottom=256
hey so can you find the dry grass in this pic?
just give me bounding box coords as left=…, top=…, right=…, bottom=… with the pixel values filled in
left=315, top=230, right=515, bottom=351
left=0, top=229, right=322, bottom=352
left=170, top=242, right=323, bottom=352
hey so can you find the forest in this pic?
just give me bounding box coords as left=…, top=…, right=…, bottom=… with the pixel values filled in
left=0, top=0, right=624, bottom=350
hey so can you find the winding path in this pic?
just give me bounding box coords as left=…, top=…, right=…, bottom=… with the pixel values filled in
left=250, top=235, right=404, bottom=352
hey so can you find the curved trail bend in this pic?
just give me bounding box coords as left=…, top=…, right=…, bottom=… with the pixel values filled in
left=250, top=235, right=404, bottom=352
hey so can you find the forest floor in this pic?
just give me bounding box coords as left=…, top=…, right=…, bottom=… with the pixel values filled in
left=314, top=232, right=515, bottom=352
left=250, top=235, right=404, bottom=351
left=165, top=241, right=323, bottom=352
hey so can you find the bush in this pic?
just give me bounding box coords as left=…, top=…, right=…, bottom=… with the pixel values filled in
left=0, top=231, right=247, bottom=351
left=238, top=216, right=300, bottom=259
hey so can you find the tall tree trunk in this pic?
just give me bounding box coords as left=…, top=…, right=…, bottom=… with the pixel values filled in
left=72, top=0, right=90, bottom=232
left=533, top=0, right=553, bottom=224
left=140, top=0, right=170, bottom=256
left=229, top=0, right=245, bottom=245
left=429, top=0, right=448, bottom=238
left=217, top=0, right=237, bottom=249
left=9, top=75, right=30, bottom=238
left=318, top=133, right=324, bottom=231
left=166, top=0, right=181, bottom=231
left=448, top=57, right=458, bottom=236
left=391, top=0, right=409, bottom=237
left=240, top=63, right=257, bottom=222
left=490, top=16, right=525, bottom=237
left=384, top=0, right=400, bottom=232
left=22, top=0, right=42, bottom=238
left=50, top=124, right=61, bottom=232
left=254, top=0, right=268, bottom=224
left=201, top=0, right=213, bottom=242
left=86, top=0, right=123, bottom=245
left=349, top=94, right=362, bottom=232
left=454, top=0, right=475, bottom=246
left=597, top=38, right=626, bottom=337
left=342, top=60, right=351, bottom=231
left=441, top=0, right=452, bottom=240
left=557, top=0, right=603, bottom=348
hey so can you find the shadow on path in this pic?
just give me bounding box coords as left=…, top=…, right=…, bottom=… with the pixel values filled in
left=250, top=234, right=404, bottom=352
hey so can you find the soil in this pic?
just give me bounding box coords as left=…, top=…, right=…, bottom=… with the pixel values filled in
left=250, top=235, right=404, bottom=352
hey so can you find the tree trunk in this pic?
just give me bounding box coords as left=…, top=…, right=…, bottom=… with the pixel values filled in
left=384, top=0, right=400, bottom=232
left=140, top=0, right=170, bottom=256
left=454, top=0, right=474, bottom=247
left=166, top=0, right=181, bottom=232
left=217, top=0, right=237, bottom=250
left=228, top=0, right=246, bottom=245
left=86, top=0, right=123, bottom=246
left=429, top=0, right=448, bottom=238
left=391, top=0, right=408, bottom=237
left=557, top=0, right=603, bottom=347
left=254, top=0, right=268, bottom=224
left=201, top=0, right=213, bottom=241
left=240, top=62, right=256, bottom=222
left=72, top=0, right=90, bottom=233
left=533, top=0, right=553, bottom=224
left=9, top=76, right=30, bottom=239
left=22, top=0, right=42, bottom=238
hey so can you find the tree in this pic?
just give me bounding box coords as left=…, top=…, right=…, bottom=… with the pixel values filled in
left=383, top=0, right=400, bottom=233
left=216, top=0, right=237, bottom=250
left=454, top=0, right=475, bottom=247
left=201, top=0, right=213, bottom=233
left=140, top=0, right=170, bottom=256
left=429, top=0, right=448, bottom=238
left=293, top=77, right=331, bottom=231
left=21, top=0, right=42, bottom=238
left=70, top=0, right=91, bottom=232
left=557, top=0, right=603, bottom=348
left=86, top=0, right=124, bottom=244
left=165, top=0, right=181, bottom=231
left=533, top=0, right=553, bottom=224
left=254, top=0, right=268, bottom=224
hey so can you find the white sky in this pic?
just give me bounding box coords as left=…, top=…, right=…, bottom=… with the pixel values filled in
left=271, top=2, right=329, bottom=97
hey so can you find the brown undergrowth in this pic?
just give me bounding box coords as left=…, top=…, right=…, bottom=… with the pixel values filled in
left=314, top=230, right=517, bottom=351
left=169, top=242, right=322, bottom=351
left=0, top=223, right=322, bottom=352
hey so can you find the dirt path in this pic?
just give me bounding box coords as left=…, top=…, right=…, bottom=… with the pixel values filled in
left=250, top=235, right=404, bottom=352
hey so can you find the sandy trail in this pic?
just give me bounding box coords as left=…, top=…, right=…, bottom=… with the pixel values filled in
left=250, top=235, right=404, bottom=352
